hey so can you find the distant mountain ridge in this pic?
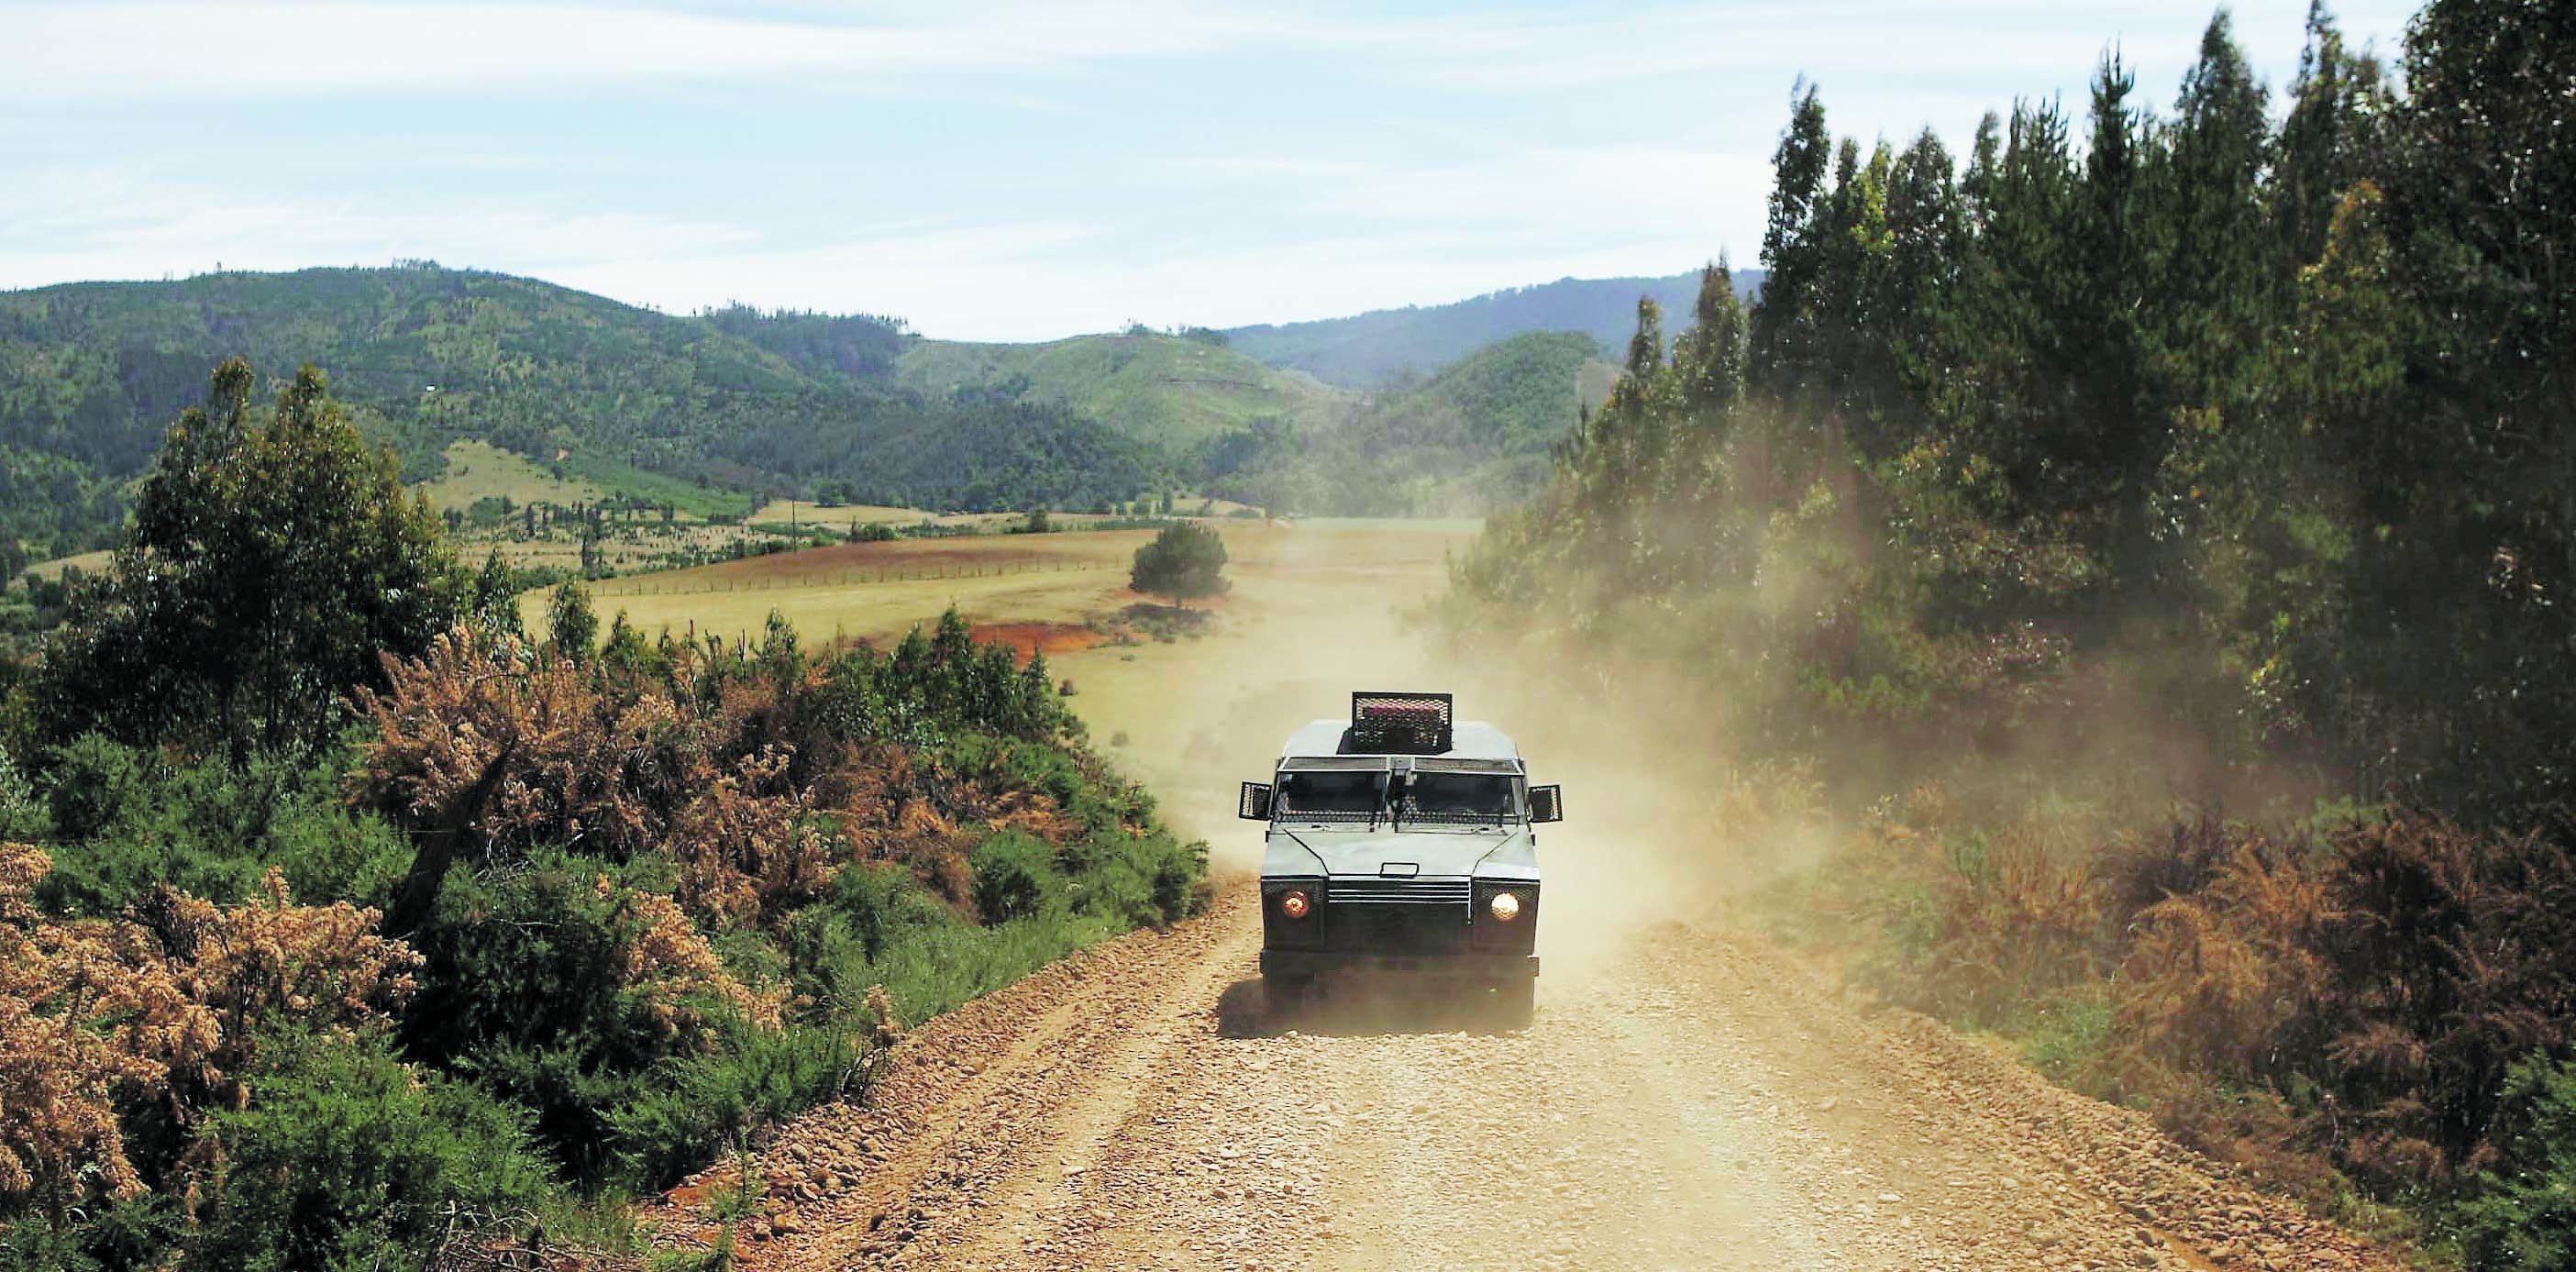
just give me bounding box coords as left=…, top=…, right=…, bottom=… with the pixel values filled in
left=1222, top=268, right=1763, bottom=388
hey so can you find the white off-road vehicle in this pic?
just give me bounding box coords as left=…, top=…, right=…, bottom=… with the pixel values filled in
left=1238, top=692, right=1561, bottom=1023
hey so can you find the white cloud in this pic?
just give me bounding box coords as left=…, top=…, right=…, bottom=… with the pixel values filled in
left=7, top=1, right=2406, bottom=102
left=0, top=167, right=757, bottom=287
left=2, top=0, right=1261, bottom=100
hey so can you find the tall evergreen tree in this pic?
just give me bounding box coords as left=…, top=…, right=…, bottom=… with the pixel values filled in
left=2152, top=12, right=2277, bottom=408
left=1673, top=256, right=1750, bottom=413
left=1750, top=82, right=1834, bottom=394
left=2273, top=3, right=2391, bottom=267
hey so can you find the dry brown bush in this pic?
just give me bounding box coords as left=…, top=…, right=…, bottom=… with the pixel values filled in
left=619, top=886, right=786, bottom=1036
left=360, top=626, right=1096, bottom=936
left=0, top=844, right=417, bottom=1218
left=360, top=630, right=845, bottom=931
left=2117, top=835, right=2340, bottom=1081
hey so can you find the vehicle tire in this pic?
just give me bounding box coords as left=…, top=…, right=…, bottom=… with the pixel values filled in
left=1267, top=975, right=1313, bottom=1017
left=1493, top=979, right=1535, bottom=1029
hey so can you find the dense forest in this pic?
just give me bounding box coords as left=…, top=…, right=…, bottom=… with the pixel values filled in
left=1224, top=268, right=1762, bottom=388
left=0, top=359, right=1206, bottom=1270
left=1441, top=1, right=2576, bottom=1262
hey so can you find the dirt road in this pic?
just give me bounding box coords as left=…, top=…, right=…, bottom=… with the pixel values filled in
left=638, top=522, right=2397, bottom=1271
left=656, top=883, right=2393, bottom=1271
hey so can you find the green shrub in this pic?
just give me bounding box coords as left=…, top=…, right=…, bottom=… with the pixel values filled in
left=0, top=745, right=43, bottom=841
left=604, top=1022, right=864, bottom=1191
left=32, top=736, right=410, bottom=917
left=971, top=830, right=1060, bottom=924
left=188, top=1029, right=553, bottom=1272
left=0, top=1194, right=182, bottom=1272
left=2449, top=1054, right=2576, bottom=1270
left=2019, top=989, right=2119, bottom=1097
left=403, top=853, right=695, bottom=1188
left=40, top=733, right=151, bottom=843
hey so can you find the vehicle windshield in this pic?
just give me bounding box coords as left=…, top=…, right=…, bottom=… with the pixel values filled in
left=1400, top=772, right=1518, bottom=824
left=1275, top=770, right=1388, bottom=821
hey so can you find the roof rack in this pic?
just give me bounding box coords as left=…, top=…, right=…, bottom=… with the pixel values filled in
left=1346, top=691, right=1453, bottom=755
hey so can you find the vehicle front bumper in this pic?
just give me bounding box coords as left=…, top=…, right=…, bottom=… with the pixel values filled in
left=1261, top=950, right=1540, bottom=979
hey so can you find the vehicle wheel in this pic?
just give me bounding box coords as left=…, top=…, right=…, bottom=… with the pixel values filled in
left=1267, top=975, right=1313, bottom=1017
left=1493, top=979, right=1535, bottom=1029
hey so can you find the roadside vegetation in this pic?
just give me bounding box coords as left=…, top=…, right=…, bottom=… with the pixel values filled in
left=1437, top=2, right=2575, bottom=1264
left=0, top=361, right=1206, bottom=1270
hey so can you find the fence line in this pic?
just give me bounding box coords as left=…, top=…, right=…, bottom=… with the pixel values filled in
left=589, top=558, right=1103, bottom=598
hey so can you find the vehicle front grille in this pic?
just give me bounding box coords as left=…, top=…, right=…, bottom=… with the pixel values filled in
left=1326, top=878, right=1472, bottom=906
left=1323, top=904, right=1467, bottom=956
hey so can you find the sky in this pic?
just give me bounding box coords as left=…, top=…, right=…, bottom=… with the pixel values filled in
left=2, top=1, right=2416, bottom=341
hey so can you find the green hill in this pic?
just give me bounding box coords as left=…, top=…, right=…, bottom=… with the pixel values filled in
left=1203, top=331, right=1612, bottom=515
left=0, top=264, right=1669, bottom=562
left=893, top=329, right=1351, bottom=451
left=0, top=265, right=1161, bottom=559
left=1224, top=269, right=1762, bottom=388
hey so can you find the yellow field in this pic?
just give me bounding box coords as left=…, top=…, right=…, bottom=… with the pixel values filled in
left=25, top=548, right=111, bottom=580
left=535, top=522, right=1464, bottom=648
left=746, top=500, right=967, bottom=528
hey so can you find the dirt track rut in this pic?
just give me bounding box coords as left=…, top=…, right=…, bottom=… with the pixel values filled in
left=651, top=888, right=2398, bottom=1272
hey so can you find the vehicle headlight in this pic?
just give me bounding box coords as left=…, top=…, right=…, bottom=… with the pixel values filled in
left=1488, top=890, right=1521, bottom=922
left=1278, top=889, right=1312, bottom=919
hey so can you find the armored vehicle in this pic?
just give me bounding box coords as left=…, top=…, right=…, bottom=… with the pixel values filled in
left=1238, top=692, right=1562, bottom=1022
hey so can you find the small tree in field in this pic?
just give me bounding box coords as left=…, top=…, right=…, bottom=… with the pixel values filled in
left=1130, top=523, right=1229, bottom=609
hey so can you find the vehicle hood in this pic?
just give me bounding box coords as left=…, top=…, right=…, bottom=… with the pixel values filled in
left=1262, top=826, right=1538, bottom=881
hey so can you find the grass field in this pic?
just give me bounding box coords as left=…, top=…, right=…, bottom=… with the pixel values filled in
left=746, top=497, right=1268, bottom=530
left=554, top=521, right=1467, bottom=638
left=746, top=500, right=957, bottom=528
left=415, top=440, right=604, bottom=511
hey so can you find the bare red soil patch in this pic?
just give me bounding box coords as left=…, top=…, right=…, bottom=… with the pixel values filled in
left=971, top=622, right=1111, bottom=660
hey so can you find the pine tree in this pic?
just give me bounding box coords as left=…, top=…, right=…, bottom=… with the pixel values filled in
left=1620, top=296, right=1665, bottom=404
left=546, top=581, right=598, bottom=662
left=1751, top=82, right=1833, bottom=394
left=2273, top=3, right=2390, bottom=268
left=2153, top=12, right=2277, bottom=408
left=1672, top=256, right=1749, bottom=413
left=2072, top=49, right=2161, bottom=580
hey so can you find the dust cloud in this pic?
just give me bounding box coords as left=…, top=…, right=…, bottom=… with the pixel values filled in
left=1050, top=519, right=1833, bottom=982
